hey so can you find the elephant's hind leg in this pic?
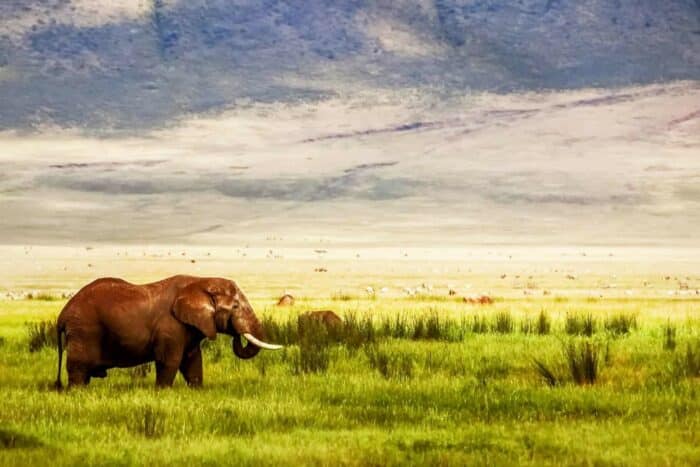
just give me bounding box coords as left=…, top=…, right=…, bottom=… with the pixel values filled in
left=66, top=359, right=91, bottom=387
left=179, top=347, right=203, bottom=387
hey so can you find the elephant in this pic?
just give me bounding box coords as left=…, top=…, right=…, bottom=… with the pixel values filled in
left=54, top=275, right=282, bottom=388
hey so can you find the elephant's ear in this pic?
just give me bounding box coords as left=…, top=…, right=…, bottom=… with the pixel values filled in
left=172, top=285, right=217, bottom=340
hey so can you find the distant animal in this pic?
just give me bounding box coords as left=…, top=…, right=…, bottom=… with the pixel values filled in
left=448, top=289, right=457, bottom=296
left=277, top=294, right=295, bottom=306
left=463, top=295, right=494, bottom=305
left=55, top=275, right=282, bottom=388
left=298, top=310, right=343, bottom=337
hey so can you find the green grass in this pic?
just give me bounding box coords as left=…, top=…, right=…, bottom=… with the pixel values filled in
left=1, top=296, right=700, bottom=466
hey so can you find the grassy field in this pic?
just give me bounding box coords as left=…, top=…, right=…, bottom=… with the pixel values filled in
left=1, top=287, right=700, bottom=466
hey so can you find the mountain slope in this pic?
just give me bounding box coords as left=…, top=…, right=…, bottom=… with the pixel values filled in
left=1, top=0, right=699, bottom=130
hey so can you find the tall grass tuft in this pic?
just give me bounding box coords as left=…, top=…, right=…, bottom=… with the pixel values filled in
left=26, top=319, right=57, bottom=352
left=425, top=314, right=443, bottom=340
left=492, top=311, right=514, bottom=334
left=536, top=310, right=551, bottom=335
left=261, top=316, right=299, bottom=346
left=471, top=315, right=489, bottom=334
left=201, top=338, right=223, bottom=362
left=342, top=312, right=376, bottom=351
left=410, top=313, right=446, bottom=340
left=565, top=313, right=596, bottom=336
left=294, top=320, right=332, bottom=374
left=533, top=359, right=558, bottom=387
left=534, top=340, right=603, bottom=386
left=412, top=317, right=425, bottom=340
left=365, top=345, right=414, bottom=380
left=604, top=313, right=637, bottom=336
left=565, top=340, right=600, bottom=385
left=131, top=406, right=165, bottom=438
left=380, top=314, right=410, bottom=339
left=663, top=321, right=677, bottom=351
left=671, top=340, right=700, bottom=379
left=521, top=312, right=549, bottom=335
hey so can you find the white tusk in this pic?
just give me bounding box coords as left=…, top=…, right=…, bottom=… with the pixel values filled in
left=243, top=333, right=283, bottom=350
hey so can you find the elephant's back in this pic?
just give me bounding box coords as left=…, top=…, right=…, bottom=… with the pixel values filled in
left=58, top=277, right=147, bottom=323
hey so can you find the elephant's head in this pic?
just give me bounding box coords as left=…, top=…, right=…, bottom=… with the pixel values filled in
left=172, top=277, right=281, bottom=359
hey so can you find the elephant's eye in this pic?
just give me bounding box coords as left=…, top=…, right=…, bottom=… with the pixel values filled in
left=232, top=301, right=240, bottom=309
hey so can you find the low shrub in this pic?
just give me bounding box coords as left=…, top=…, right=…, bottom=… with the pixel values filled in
left=26, top=319, right=58, bottom=352
left=34, top=292, right=60, bottom=301
left=331, top=292, right=355, bottom=301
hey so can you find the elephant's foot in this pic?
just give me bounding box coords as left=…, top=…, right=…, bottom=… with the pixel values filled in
left=67, top=370, right=90, bottom=387
left=66, top=360, right=91, bottom=387
left=90, top=367, right=108, bottom=378
left=180, top=347, right=203, bottom=387
left=155, top=362, right=178, bottom=388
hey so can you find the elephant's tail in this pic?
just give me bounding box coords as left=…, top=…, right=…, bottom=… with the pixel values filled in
left=54, top=323, right=65, bottom=390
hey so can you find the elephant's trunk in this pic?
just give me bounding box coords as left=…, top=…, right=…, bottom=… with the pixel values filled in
left=232, top=334, right=261, bottom=359
left=229, top=303, right=281, bottom=359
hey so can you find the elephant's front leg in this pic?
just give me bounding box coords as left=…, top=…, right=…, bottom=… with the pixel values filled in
left=155, top=361, right=181, bottom=387
left=154, top=335, right=185, bottom=388
left=179, top=346, right=203, bottom=387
